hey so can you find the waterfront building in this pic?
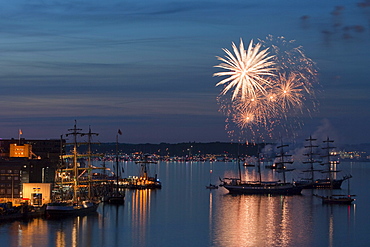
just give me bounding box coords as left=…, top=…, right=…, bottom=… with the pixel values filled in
left=22, top=183, right=52, bottom=206
left=0, top=138, right=63, bottom=205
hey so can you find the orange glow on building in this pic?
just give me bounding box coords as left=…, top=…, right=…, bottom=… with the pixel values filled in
left=9, top=144, right=31, bottom=158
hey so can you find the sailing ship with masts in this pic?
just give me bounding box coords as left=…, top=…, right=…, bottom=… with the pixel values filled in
left=220, top=142, right=302, bottom=195
left=295, top=136, right=351, bottom=189
left=313, top=137, right=355, bottom=204
left=46, top=122, right=102, bottom=218
left=295, top=136, right=324, bottom=188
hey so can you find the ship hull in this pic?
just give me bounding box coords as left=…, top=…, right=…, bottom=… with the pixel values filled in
left=46, top=202, right=99, bottom=218
left=295, top=179, right=344, bottom=189
left=322, top=197, right=354, bottom=205
left=224, top=183, right=302, bottom=195
left=107, top=196, right=125, bottom=204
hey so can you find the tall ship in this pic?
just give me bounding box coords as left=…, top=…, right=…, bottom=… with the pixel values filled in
left=313, top=137, right=355, bottom=204
left=295, top=137, right=350, bottom=189
left=220, top=142, right=302, bottom=195
left=45, top=122, right=101, bottom=218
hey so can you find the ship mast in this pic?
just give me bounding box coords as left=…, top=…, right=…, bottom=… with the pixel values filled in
left=66, top=120, right=84, bottom=203
left=85, top=126, right=99, bottom=199
left=115, top=133, right=120, bottom=195
left=302, top=136, right=320, bottom=185
left=321, top=137, right=336, bottom=187
left=276, top=141, right=294, bottom=184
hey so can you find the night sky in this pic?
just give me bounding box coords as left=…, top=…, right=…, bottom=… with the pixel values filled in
left=1, top=0, right=369, bottom=144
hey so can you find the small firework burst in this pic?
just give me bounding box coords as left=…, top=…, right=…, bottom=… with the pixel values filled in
left=274, top=73, right=305, bottom=111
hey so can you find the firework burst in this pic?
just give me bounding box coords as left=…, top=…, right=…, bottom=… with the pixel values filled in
left=260, top=35, right=318, bottom=96
left=214, top=35, right=319, bottom=142
left=274, top=73, right=305, bottom=111
left=232, top=91, right=277, bottom=128
left=214, top=39, right=276, bottom=100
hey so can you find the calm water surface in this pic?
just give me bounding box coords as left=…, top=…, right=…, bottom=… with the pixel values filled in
left=1, top=161, right=369, bottom=247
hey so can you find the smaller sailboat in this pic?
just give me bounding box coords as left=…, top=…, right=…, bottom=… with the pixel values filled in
left=315, top=176, right=355, bottom=205
left=242, top=156, right=255, bottom=167
left=205, top=166, right=218, bottom=189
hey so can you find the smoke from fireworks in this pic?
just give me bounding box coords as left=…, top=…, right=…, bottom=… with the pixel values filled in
left=214, top=35, right=319, bottom=143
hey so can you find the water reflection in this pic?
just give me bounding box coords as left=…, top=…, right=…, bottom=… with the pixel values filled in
left=14, top=218, right=50, bottom=247
left=212, top=194, right=313, bottom=246
left=322, top=204, right=356, bottom=247
left=52, top=213, right=99, bottom=247
left=0, top=213, right=100, bottom=247
left=130, top=189, right=151, bottom=247
left=0, top=162, right=365, bottom=246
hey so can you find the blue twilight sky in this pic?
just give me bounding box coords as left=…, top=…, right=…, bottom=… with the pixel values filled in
left=0, top=0, right=369, bottom=144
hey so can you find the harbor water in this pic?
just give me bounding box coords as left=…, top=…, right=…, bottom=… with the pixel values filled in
left=0, top=161, right=369, bottom=247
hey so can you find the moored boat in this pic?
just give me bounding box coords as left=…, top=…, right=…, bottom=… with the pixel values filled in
left=46, top=201, right=99, bottom=218
left=0, top=203, right=46, bottom=221
left=206, top=184, right=218, bottom=189
left=106, top=194, right=125, bottom=204
left=104, top=130, right=125, bottom=204
left=295, top=136, right=350, bottom=189
left=295, top=177, right=347, bottom=189
left=46, top=122, right=100, bottom=218
left=312, top=137, right=356, bottom=205
left=314, top=194, right=355, bottom=205
left=243, top=162, right=255, bottom=167
left=222, top=178, right=302, bottom=195
left=122, top=176, right=162, bottom=189
left=205, top=164, right=218, bottom=189
left=221, top=142, right=303, bottom=195
left=122, top=154, right=161, bottom=189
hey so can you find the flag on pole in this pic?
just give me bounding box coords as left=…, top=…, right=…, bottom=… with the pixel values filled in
left=118, top=129, right=122, bottom=135
left=18, top=129, right=23, bottom=144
